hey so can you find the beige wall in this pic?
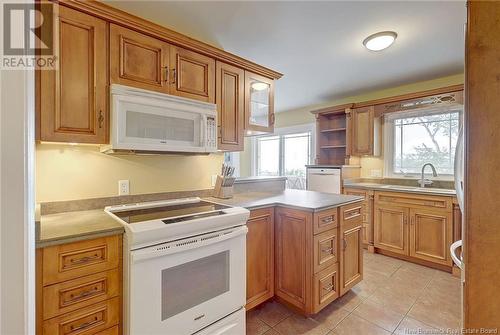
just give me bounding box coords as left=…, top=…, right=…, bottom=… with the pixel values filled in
left=240, top=73, right=464, bottom=177
left=36, top=144, right=224, bottom=202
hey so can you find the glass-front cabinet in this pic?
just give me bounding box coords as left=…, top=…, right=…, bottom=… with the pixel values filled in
left=245, top=71, right=275, bottom=134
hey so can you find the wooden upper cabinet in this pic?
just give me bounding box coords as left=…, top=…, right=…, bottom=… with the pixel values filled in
left=170, top=46, right=215, bottom=103
left=39, top=6, right=108, bottom=144
left=245, top=71, right=275, bottom=134
left=246, top=208, right=274, bottom=310
left=110, top=24, right=170, bottom=93
left=350, top=106, right=380, bottom=156
left=409, top=208, right=452, bottom=266
left=216, top=62, right=245, bottom=151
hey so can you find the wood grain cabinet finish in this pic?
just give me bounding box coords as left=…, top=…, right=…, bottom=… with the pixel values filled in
left=373, top=191, right=453, bottom=268
left=344, top=188, right=373, bottom=248
left=313, top=208, right=338, bottom=234
left=244, top=71, right=275, bottom=134
left=374, top=204, right=409, bottom=256
left=39, top=6, right=108, bottom=144
left=313, top=229, right=338, bottom=273
left=409, top=208, right=452, bottom=266
left=274, top=207, right=313, bottom=312
left=246, top=207, right=274, bottom=310
left=216, top=61, right=245, bottom=151
left=110, top=24, right=170, bottom=93
left=313, top=263, right=339, bottom=313
left=339, top=203, right=363, bottom=295
left=37, top=235, right=122, bottom=335
left=170, top=46, right=215, bottom=103
left=42, top=297, right=119, bottom=335
left=350, top=106, right=380, bottom=156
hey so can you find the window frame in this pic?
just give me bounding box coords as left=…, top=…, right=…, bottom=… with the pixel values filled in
left=251, top=123, right=315, bottom=177
left=383, top=106, right=462, bottom=180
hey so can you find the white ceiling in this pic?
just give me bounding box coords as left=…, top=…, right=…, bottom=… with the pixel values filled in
left=106, top=1, right=466, bottom=113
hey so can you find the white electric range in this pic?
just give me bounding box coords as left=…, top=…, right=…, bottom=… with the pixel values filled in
left=105, top=197, right=249, bottom=335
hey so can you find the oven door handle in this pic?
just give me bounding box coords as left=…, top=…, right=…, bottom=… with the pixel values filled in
left=131, top=225, right=248, bottom=263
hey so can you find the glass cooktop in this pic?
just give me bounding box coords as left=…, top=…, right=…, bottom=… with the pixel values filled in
left=114, top=201, right=230, bottom=224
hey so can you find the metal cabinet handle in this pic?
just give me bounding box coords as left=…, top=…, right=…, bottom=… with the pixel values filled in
left=70, top=317, right=99, bottom=332
left=98, top=110, right=104, bottom=128
left=321, top=247, right=334, bottom=254
left=321, top=216, right=334, bottom=224
left=270, top=113, right=275, bottom=125
left=322, top=283, right=334, bottom=292
left=172, top=68, right=177, bottom=84
left=343, top=238, right=347, bottom=251
left=70, top=254, right=100, bottom=265
left=70, top=286, right=99, bottom=301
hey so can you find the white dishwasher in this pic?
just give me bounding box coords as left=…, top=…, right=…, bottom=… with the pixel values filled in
left=306, top=167, right=341, bottom=194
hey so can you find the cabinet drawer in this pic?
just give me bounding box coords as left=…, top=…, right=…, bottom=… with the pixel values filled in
left=340, top=202, right=363, bottom=228
left=43, top=297, right=119, bottom=335
left=95, top=326, right=119, bottom=335
left=313, top=208, right=338, bottom=234
left=313, top=263, right=339, bottom=313
left=43, top=269, right=120, bottom=320
left=313, top=229, right=338, bottom=273
left=42, top=236, right=120, bottom=285
left=375, top=191, right=452, bottom=211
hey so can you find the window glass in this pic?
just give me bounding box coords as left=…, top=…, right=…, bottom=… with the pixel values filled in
left=256, top=136, right=280, bottom=176
left=389, top=110, right=460, bottom=175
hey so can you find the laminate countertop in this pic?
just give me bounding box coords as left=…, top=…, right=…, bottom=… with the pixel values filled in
left=207, top=189, right=363, bottom=212
left=36, top=209, right=124, bottom=248
left=343, top=182, right=456, bottom=196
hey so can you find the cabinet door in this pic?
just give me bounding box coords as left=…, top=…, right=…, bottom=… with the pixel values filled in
left=246, top=208, right=274, bottom=310
left=110, top=24, right=170, bottom=93
left=374, top=204, right=409, bottom=255
left=351, top=106, right=374, bottom=156
left=39, top=6, right=107, bottom=144
left=339, top=203, right=363, bottom=295
left=170, top=46, right=215, bottom=103
left=216, top=62, right=244, bottom=151
left=275, top=207, right=313, bottom=312
left=244, top=71, right=275, bottom=134
left=409, top=208, right=452, bottom=265
left=344, top=189, right=370, bottom=245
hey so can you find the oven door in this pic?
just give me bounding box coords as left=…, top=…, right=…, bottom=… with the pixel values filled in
left=128, top=226, right=247, bottom=335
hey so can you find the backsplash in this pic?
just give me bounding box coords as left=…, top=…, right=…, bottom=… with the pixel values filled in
left=36, top=143, right=224, bottom=202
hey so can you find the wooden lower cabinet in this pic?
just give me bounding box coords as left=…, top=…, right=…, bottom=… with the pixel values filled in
left=374, top=191, right=453, bottom=268
left=37, top=235, right=122, bottom=335
left=343, top=188, right=374, bottom=249
left=274, top=202, right=363, bottom=315
left=246, top=207, right=275, bottom=310
left=339, top=202, right=363, bottom=295
left=274, top=207, right=313, bottom=312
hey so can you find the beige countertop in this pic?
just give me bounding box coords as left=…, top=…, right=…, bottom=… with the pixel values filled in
left=36, top=209, right=124, bottom=248
left=207, top=189, right=363, bottom=212
left=343, top=181, right=456, bottom=196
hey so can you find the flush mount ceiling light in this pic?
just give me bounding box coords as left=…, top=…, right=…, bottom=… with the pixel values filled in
left=363, top=31, right=397, bottom=51
left=251, top=82, right=268, bottom=91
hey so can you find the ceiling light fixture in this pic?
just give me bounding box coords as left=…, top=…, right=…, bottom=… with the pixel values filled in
left=363, top=31, right=397, bottom=51
left=251, top=82, right=268, bottom=91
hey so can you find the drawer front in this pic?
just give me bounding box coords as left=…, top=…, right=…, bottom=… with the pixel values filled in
left=43, top=236, right=120, bottom=285
left=43, top=297, right=119, bottom=335
left=313, top=208, right=338, bottom=234
left=313, top=263, right=339, bottom=313
left=313, top=229, right=338, bottom=273
left=95, top=326, right=119, bottom=335
left=340, top=202, right=363, bottom=230
left=375, top=191, right=452, bottom=211
left=43, top=269, right=120, bottom=320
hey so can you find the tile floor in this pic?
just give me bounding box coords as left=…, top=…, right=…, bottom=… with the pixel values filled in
left=247, top=251, right=461, bottom=335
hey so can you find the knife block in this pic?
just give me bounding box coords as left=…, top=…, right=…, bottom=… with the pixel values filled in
left=213, top=175, right=234, bottom=199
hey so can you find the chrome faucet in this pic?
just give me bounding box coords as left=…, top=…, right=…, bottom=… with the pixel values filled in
left=419, top=163, right=438, bottom=187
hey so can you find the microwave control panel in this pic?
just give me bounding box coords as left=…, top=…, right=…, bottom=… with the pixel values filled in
left=206, top=116, right=217, bottom=149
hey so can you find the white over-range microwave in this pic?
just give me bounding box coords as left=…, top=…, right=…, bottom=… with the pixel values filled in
left=101, top=84, right=217, bottom=154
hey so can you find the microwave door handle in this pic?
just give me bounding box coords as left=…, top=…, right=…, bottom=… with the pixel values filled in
left=200, top=115, right=206, bottom=148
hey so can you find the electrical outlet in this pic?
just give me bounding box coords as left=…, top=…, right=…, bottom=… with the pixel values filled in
left=118, top=180, right=129, bottom=196
left=211, top=175, right=218, bottom=187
